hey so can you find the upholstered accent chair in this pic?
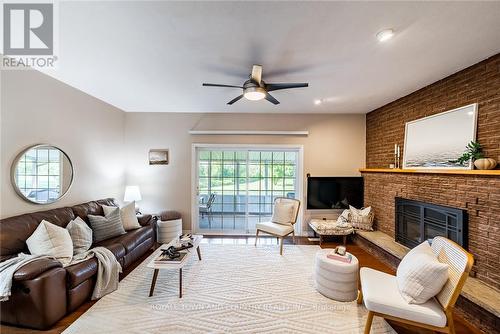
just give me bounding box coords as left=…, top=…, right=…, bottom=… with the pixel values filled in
left=254, top=197, right=300, bottom=255
left=357, top=236, right=474, bottom=334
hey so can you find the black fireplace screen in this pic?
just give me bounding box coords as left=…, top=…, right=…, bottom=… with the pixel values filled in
left=395, top=197, right=467, bottom=249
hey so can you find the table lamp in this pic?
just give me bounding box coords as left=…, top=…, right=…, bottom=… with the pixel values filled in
left=124, top=185, right=142, bottom=214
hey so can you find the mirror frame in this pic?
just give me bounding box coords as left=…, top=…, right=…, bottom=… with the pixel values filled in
left=11, top=144, right=74, bottom=205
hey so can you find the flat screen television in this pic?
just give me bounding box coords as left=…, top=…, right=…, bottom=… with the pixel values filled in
left=307, top=177, right=364, bottom=210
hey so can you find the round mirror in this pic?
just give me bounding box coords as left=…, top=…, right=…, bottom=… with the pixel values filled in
left=11, top=144, right=74, bottom=204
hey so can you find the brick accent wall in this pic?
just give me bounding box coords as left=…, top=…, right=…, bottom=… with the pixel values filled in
left=366, top=54, right=500, bottom=168
left=364, top=53, right=500, bottom=290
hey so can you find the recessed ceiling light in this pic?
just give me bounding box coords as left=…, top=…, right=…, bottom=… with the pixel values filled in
left=314, top=99, right=322, bottom=105
left=376, top=29, right=394, bottom=42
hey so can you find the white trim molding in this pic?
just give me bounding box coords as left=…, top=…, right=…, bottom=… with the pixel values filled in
left=188, top=130, right=309, bottom=136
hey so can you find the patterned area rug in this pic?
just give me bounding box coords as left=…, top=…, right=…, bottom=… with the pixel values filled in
left=64, top=244, right=395, bottom=334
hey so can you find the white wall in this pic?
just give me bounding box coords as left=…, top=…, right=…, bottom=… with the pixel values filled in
left=0, top=70, right=126, bottom=218
left=124, top=113, right=366, bottom=233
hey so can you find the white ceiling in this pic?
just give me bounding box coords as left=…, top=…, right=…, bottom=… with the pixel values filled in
left=44, top=1, right=500, bottom=113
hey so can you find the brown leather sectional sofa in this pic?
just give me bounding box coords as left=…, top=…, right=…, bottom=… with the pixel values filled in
left=0, top=198, right=157, bottom=330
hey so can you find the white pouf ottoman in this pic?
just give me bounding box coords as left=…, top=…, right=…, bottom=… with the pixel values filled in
left=314, top=249, right=359, bottom=302
left=156, top=210, right=183, bottom=244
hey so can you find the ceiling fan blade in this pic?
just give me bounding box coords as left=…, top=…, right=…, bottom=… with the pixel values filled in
left=265, top=93, right=280, bottom=105
left=203, top=83, right=243, bottom=89
left=227, top=95, right=244, bottom=105
left=266, top=83, right=309, bottom=92
left=251, top=65, right=263, bottom=85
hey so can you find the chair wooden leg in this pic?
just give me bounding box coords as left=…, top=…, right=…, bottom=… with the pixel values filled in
left=292, top=230, right=296, bottom=244
left=255, top=229, right=260, bottom=246
left=357, top=289, right=363, bottom=305
left=364, top=311, right=374, bottom=334
left=279, top=237, right=284, bottom=255
left=447, top=310, right=456, bottom=334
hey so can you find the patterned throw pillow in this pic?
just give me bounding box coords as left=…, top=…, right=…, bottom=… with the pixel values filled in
left=66, top=216, right=93, bottom=255
left=336, top=209, right=351, bottom=227
left=271, top=202, right=295, bottom=225
left=349, top=205, right=374, bottom=230
left=397, top=241, right=449, bottom=304
left=88, top=208, right=126, bottom=243
left=103, top=202, right=141, bottom=231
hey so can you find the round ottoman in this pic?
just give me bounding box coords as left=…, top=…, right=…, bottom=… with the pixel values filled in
left=314, top=249, right=359, bottom=301
left=156, top=210, right=182, bottom=244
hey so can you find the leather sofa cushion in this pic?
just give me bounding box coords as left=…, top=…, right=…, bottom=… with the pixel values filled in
left=93, top=240, right=126, bottom=260
left=100, top=226, right=153, bottom=253
left=0, top=207, right=75, bottom=257
left=13, top=258, right=63, bottom=281
left=71, top=198, right=117, bottom=223
left=65, top=258, right=98, bottom=288
left=137, top=214, right=153, bottom=226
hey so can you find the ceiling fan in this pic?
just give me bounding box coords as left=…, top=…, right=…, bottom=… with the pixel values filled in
left=202, top=64, right=308, bottom=105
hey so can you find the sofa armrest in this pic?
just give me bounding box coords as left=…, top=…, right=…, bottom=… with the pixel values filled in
left=13, top=258, right=62, bottom=281
left=137, top=214, right=153, bottom=226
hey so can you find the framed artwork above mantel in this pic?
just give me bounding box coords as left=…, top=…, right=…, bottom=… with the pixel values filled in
left=403, top=103, right=478, bottom=170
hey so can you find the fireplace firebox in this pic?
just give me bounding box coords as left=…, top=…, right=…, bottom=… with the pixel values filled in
left=395, top=197, right=467, bottom=249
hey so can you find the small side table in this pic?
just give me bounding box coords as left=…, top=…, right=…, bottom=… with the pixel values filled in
left=314, top=249, right=359, bottom=302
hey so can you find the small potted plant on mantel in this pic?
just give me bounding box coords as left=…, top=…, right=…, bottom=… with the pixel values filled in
left=452, top=141, right=497, bottom=170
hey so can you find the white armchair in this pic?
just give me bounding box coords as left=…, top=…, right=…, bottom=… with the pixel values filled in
left=357, top=237, right=474, bottom=334
left=254, top=197, right=300, bottom=255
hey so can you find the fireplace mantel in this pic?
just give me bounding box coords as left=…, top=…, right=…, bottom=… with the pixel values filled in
left=359, top=168, right=500, bottom=176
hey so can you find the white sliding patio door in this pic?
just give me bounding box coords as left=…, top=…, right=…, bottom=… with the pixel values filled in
left=192, top=145, right=302, bottom=235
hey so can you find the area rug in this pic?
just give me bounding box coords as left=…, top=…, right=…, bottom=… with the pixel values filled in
left=63, top=244, right=395, bottom=334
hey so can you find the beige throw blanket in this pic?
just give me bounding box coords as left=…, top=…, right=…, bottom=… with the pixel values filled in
left=73, top=246, right=122, bottom=300
left=1, top=247, right=122, bottom=302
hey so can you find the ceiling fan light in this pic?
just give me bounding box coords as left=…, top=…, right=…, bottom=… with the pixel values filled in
left=376, top=29, right=394, bottom=42
left=243, top=87, right=266, bottom=101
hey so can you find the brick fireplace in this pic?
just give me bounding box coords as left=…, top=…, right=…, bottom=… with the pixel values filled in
left=363, top=53, right=500, bottom=291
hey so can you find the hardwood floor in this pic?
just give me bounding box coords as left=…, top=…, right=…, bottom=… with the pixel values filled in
left=1, top=236, right=481, bottom=334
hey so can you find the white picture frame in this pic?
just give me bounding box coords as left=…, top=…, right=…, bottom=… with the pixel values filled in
left=403, top=103, right=478, bottom=170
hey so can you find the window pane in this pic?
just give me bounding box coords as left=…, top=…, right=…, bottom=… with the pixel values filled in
left=210, top=163, right=222, bottom=177
left=37, top=149, right=49, bottom=162
left=236, top=151, right=247, bottom=161
left=285, top=151, right=296, bottom=163
left=210, top=178, right=222, bottom=189
left=272, top=165, right=284, bottom=178
left=272, top=151, right=284, bottom=161
left=37, top=163, right=48, bottom=175
left=248, top=165, right=261, bottom=178
left=16, top=162, right=26, bottom=175
left=223, top=151, right=234, bottom=160
left=284, top=165, right=295, bottom=177
left=248, top=151, right=260, bottom=162
left=48, top=163, right=60, bottom=175
left=199, top=151, right=210, bottom=161
left=211, top=151, right=222, bottom=160
left=261, top=151, right=272, bottom=163
left=49, top=149, right=60, bottom=162
left=25, top=162, right=36, bottom=174
left=49, top=176, right=60, bottom=189
left=37, top=176, right=49, bottom=188
left=236, top=162, right=246, bottom=177
left=222, top=164, right=235, bottom=178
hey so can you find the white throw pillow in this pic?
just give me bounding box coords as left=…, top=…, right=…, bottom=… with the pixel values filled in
left=26, top=220, right=73, bottom=266
left=66, top=217, right=93, bottom=255
left=397, top=241, right=449, bottom=304
left=271, top=202, right=295, bottom=225
left=349, top=205, right=374, bottom=230
left=103, top=202, right=141, bottom=231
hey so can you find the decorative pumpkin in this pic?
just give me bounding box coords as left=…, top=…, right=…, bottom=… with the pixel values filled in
left=474, top=158, right=497, bottom=170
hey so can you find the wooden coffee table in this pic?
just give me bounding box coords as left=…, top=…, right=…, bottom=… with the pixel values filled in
left=147, top=235, right=203, bottom=298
